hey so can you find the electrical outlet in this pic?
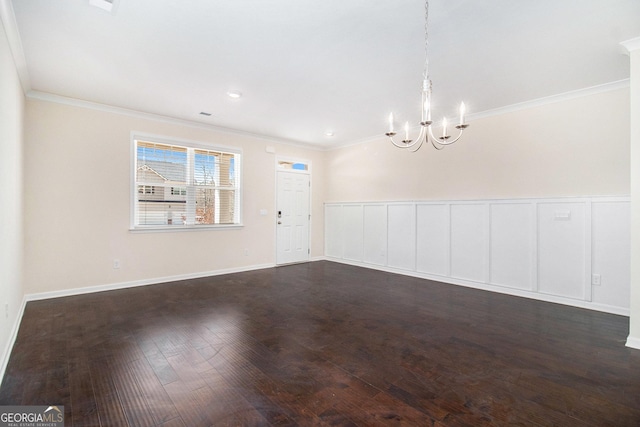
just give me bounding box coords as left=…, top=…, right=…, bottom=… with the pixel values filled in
left=113, top=259, right=121, bottom=269
left=243, top=249, right=249, bottom=256
left=592, top=274, right=601, bottom=286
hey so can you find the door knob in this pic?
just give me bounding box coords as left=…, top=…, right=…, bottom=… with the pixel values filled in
left=277, top=221, right=282, bottom=224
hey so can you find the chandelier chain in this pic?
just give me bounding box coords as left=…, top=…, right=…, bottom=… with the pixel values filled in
left=423, top=0, right=429, bottom=81
left=385, top=0, right=469, bottom=151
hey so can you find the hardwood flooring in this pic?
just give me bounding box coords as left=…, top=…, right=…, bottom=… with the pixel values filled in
left=1, top=261, right=640, bottom=426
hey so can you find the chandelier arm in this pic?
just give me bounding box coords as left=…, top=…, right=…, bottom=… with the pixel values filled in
left=429, top=135, right=446, bottom=150
left=388, top=134, right=419, bottom=149
left=387, top=125, right=427, bottom=149
left=408, top=138, right=425, bottom=152
left=427, top=126, right=466, bottom=148
left=407, top=126, right=428, bottom=152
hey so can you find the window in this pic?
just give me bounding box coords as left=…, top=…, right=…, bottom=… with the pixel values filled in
left=138, top=185, right=156, bottom=195
left=278, top=160, right=309, bottom=171
left=133, top=137, right=241, bottom=229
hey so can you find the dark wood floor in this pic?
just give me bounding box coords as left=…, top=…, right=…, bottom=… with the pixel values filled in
left=1, top=261, right=640, bottom=426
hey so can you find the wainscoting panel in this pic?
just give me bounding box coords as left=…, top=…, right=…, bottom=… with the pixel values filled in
left=324, top=204, right=343, bottom=259
left=342, top=205, right=364, bottom=262
left=416, top=204, right=449, bottom=276
left=537, top=202, right=587, bottom=300
left=325, top=196, right=630, bottom=315
left=387, top=204, right=416, bottom=271
left=363, top=205, right=387, bottom=266
left=489, top=203, right=534, bottom=290
left=450, top=204, right=486, bottom=283
left=592, top=201, right=631, bottom=309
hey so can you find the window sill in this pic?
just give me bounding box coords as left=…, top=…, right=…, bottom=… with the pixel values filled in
left=129, top=224, right=244, bottom=233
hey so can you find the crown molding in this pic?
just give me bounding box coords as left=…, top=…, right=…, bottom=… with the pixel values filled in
left=27, top=78, right=629, bottom=153
left=26, top=91, right=326, bottom=151
left=466, top=79, right=630, bottom=122
left=327, top=79, right=631, bottom=151
left=0, top=0, right=31, bottom=92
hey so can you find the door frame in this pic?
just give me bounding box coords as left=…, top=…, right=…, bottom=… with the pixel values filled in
left=275, top=156, right=312, bottom=265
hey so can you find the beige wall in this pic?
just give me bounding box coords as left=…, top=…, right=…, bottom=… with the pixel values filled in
left=23, top=99, right=325, bottom=295
left=17, top=73, right=634, bottom=310
left=0, top=18, right=24, bottom=368
left=325, top=88, right=630, bottom=202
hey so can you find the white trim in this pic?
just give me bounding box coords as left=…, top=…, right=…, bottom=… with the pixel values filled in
left=132, top=131, right=243, bottom=155
left=621, top=37, right=640, bottom=53
left=0, top=295, right=27, bottom=385
left=25, top=263, right=276, bottom=303
left=626, top=336, right=640, bottom=350
left=275, top=156, right=312, bottom=175
left=325, top=80, right=631, bottom=151
left=466, top=80, right=630, bottom=122
left=326, top=257, right=629, bottom=317
left=24, top=81, right=628, bottom=153
left=129, top=224, right=244, bottom=233
left=273, top=155, right=313, bottom=265
left=585, top=200, right=593, bottom=303
left=26, top=91, right=325, bottom=151
left=0, top=0, right=31, bottom=92
left=325, top=195, right=631, bottom=316
left=130, top=133, right=243, bottom=231
left=324, top=195, right=631, bottom=206
left=275, top=169, right=312, bottom=265
left=2, top=260, right=349, bottom=384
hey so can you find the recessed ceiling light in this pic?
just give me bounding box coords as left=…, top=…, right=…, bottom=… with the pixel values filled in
left=325, top=131, right=335, bottom=137
left=227, top=91, right=242, bottom=99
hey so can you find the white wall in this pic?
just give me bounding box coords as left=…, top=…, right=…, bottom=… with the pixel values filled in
left=626, top=40, right=640, bottom=348
left=0, top=18, right=24, bottom=375
left=326, top=197, right=630, bottom=315
left=22, top=97, right=325, bottom=296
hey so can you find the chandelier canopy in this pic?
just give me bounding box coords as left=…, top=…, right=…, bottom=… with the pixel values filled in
left=385, top=0, right=469, bottom=151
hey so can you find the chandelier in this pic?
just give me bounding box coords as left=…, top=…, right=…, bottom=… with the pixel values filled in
left=385, top=0, right=469, bottom=151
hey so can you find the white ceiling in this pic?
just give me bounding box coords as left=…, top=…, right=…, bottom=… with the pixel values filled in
left=7, top=0, right=640, bottom=147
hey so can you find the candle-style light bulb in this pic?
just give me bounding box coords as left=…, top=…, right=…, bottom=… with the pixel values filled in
left=404, top=121, right=410, bottom=140
left=442, top=118, right=448, bottom=138
left=389, top=113, right=394, bottom=133
left=459, top=102, right=466, bottom=125
left=424, top=99, right=430, bottom=122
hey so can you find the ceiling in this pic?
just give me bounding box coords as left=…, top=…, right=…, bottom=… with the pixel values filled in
left=6, top=0, right=640, bottom=148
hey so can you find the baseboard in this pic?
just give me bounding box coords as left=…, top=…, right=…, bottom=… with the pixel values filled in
left=325, top=257, right=630, bottom=317
left=3, top=262, right=294, bottom=385
left=25, top=263, right=276, bottom=302
left=0, top=295, right=27, bottom=385
left=626, top=336, right=640, bottom=350
left=0, top=263, right=278, bottom=384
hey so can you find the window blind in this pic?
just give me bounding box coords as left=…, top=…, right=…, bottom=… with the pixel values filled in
left=134, top=138, right=241, bottom=228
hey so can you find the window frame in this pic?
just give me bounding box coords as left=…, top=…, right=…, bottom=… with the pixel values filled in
left=130, top=133, right=243, bottom=232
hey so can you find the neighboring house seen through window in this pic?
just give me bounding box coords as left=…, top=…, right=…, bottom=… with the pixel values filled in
left=133, top=137, right=241, bottom=229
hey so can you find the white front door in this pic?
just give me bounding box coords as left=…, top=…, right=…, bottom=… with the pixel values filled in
left=276, top=171, right=310, bottom=265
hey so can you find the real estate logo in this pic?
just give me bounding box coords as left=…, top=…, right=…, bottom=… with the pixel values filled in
left=0, top=406, right=64, bottom=427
